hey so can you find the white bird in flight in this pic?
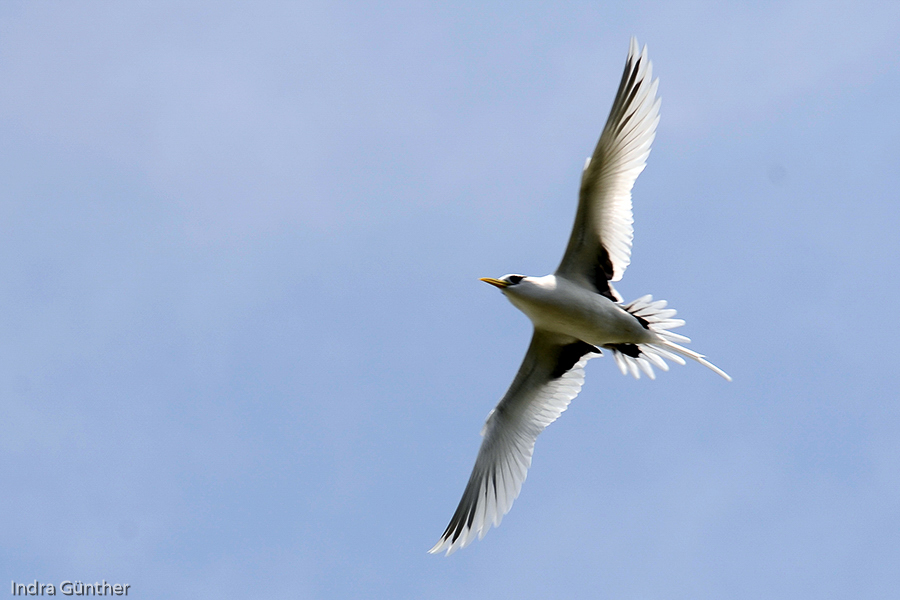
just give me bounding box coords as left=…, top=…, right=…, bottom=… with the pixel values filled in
left=430, top=38, right=731, bottom=556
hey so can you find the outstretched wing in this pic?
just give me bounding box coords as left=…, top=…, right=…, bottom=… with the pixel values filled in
left=429, top=331, right=600, bottom=555
left=556, top=37, right=660, bottom=300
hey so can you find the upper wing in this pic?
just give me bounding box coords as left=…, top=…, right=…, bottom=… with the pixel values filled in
left=429, top=331, right=600, bottom=555
left=556, top=37, right=660, bottom=300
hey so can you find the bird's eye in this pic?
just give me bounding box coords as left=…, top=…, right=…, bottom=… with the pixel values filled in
left=507, top=275, right=524, bottom=285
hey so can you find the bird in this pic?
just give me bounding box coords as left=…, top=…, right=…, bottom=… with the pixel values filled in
left=429, top=37, right=731, bottom=556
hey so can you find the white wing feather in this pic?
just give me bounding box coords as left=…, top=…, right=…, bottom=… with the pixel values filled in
left=429, top=333, right=597, bottom=555
left=557, top=37, right=660, bottom=290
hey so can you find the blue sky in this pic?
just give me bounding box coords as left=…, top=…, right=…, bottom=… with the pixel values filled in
left=2, top=1, right=899, bottom=598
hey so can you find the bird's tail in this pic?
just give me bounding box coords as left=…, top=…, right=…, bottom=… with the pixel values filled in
left=608, top=295, right=731, bottom=381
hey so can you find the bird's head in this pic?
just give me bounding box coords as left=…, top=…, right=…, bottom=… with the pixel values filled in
left=480, top=274, right=526, bottom=291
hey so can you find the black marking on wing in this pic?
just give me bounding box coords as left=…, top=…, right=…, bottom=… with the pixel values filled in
left=588, top=245, right=617, bottom=301
left=441, top=474, right=478, bottom=545
left=438, top=448, right=507, bottom=547
left=551, top=341, right=602, bottom=379
left=603, top=343, right=641, bottom=358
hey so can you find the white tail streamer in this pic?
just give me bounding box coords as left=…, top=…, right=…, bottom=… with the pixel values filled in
left=609, top=295, right=731, bottom=381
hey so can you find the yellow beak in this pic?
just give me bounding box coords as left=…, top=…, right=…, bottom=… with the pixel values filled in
left=480, top=277, right=509, bottom=289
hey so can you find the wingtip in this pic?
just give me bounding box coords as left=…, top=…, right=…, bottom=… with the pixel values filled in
left=428, top=536, right=454, bottom=556
left=429, top=536, right=465, bottom=556
left=628, top=36, right=649, bottom=60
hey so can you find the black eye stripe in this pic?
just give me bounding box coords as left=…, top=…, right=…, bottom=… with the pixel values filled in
left=508, top=275, right=524, bottom=284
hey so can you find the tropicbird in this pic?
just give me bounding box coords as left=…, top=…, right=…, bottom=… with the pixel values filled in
left=429, top=38, right=731, bottom=556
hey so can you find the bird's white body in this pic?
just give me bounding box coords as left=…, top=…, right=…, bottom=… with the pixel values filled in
left=430, top=38, right=730, bottom=556
left=502, top=274, right=655, bottom=346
